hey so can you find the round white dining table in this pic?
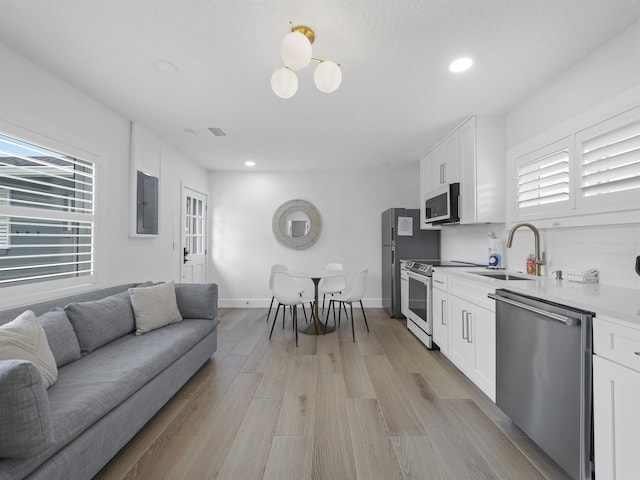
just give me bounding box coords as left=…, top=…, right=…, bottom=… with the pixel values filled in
left=289, top=269, right=345, bottom=335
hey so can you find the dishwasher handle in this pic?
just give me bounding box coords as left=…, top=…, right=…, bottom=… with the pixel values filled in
left=487, top=293, right=579, bottom=326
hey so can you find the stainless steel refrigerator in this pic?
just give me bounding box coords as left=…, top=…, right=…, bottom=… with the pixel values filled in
left=382, top=208, right=440, bottom=318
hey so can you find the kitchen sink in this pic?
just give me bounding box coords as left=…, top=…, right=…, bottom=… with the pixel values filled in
left=470, top=272, right=533, bottom=281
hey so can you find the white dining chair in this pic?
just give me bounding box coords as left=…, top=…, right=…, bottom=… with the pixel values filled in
left=324, top=269, right=369, bottom=342
left=319, top=262, right=347, bottom=314
left=266, top=264, right=288, bottom=323
left=269, top=271, right=314, bottom=347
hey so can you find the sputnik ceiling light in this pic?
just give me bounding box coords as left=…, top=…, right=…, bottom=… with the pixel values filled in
left=271, top=22, right=342, bottom=99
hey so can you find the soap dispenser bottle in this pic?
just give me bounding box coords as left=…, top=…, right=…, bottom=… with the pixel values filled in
left=488, top=232, right=503, bottom=269
left=526, top=254, right=536, bottom=275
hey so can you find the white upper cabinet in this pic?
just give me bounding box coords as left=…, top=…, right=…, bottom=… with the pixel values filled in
left=419, top=151, right=433, bottom=226
left=420, top=115, right=506, bottom=228
left=432, top=129, right=460, bottom=187
left=459, top=116, right=506, bottom=224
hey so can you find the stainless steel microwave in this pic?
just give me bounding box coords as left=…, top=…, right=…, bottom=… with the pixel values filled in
left=424, top=183, right=460, bottom=225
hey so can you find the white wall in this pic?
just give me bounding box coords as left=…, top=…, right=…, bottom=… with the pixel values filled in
left=440, top=223, right=503, bottom=266
left=0, top=42, right=209, bottom=308
left=208, top=169, right=419, bottom=307
left=441, top=19, right=640, bottom=290
left=507, top=19, right=640, bottom=148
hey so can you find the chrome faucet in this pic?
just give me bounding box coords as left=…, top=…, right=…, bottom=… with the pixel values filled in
left=506, top=223, right=545, bottom=276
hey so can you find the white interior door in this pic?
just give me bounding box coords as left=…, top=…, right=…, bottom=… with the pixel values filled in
left=181, top=187, right=207, bottom=283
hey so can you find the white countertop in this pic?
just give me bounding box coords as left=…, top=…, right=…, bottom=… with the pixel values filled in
left=433, top=266, right=640, bottom=328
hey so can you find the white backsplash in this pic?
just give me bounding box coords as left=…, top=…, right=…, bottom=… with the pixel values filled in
left=441, top=223, right=640, bottom=289
left=439, top=224, right=505, bottom=266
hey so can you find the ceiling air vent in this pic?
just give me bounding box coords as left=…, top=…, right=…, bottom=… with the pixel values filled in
left=208, top=127, right=228, bottom=137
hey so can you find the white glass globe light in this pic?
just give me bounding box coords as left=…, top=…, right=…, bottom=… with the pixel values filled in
left=280, top=31, right=312, bottom=71
left=314, top=61, right=342, bottom=93
left=271, top=67, right=298, bottom=98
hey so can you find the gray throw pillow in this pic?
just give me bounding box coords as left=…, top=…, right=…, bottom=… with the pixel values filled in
left=174, top=283, right=218, bottom=319
left=0, top=359, right=54, bottom=458
left=129, top=281, right=183, bottom=335
left=38, top=308, right=81, bottom=367
left=65, top=290, right=135, bottom=355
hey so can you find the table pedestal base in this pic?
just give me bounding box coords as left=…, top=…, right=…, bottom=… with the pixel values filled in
left=299, top=322, right=335, bottom=335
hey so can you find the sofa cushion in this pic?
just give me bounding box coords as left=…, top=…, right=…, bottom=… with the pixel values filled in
left=175, top=283, right=218, bottom=320
left=38, top=308, right=81, bottom=367
left=0, top=311, right=58, bottom=388
left=42, top=319, right=216, bottom=456
left=129, top=282, right=183, bottom=335
left=0, top=359, right=54, bottom=458
left=65, top=291, right=135, bottom=354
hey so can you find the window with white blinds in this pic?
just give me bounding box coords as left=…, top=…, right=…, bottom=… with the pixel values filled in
left=578, top=115, right=640, bottom=198
left=517, top=148, right=570, bottom=209
left=0, top=133, right=95, bottom=288
left=0, top=189, right=8, bottom=249
left=513, top=136, right=572, bottom=218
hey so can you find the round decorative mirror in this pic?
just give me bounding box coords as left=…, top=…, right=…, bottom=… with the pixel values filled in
left=272, top=199, right=321, bottom=250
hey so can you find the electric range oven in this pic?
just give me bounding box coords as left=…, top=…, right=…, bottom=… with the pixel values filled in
left=404, top=260, right=480, bottom=349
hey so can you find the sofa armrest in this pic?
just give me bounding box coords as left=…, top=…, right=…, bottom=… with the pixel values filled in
left=174, top=283, right=218, bottom=320
left=0, top=359, right=54, bottom=458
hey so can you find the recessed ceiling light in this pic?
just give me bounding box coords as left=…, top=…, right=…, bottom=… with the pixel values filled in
left=245, top=161, right=256, bottom=167
left=154, top=59, right=179, bottom=74
left=208, top=127, right=228, bottom=137
left=449, top=57, right=473, bottom=73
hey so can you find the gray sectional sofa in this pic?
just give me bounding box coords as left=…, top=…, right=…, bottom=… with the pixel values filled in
left=0, top=282, right=219, bottom=480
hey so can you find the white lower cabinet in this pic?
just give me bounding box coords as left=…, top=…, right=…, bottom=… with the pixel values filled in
left=449, top=294, right=476, bottom=369
left=593, top=316, right=640, bottom=480
left=432, top=283, right=448, bottom=355
left=432, top=272, right=496, bottom=401
left=448, top=294, right=496, bottom=400
left=593, top=356, right=640, bottom=480
left=400, top=269, right=409, bottom=318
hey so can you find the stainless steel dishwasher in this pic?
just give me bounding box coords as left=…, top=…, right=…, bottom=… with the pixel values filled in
left=489, top=289, right=593, bottom=480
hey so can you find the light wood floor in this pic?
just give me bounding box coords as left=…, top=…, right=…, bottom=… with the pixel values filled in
left=96, top=307, right=571, bottom=480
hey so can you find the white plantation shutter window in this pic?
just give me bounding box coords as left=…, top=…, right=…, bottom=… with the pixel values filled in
left=0, top=189, right=8, bottom=249
left=578, top=111, right=640, bottom=199
left=0, top=133, right=95, bottom=288
left=514, top=137, right=571, bottom=215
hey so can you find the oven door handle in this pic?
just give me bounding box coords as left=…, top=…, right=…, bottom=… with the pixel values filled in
left=407, top=271, right=430, bottom=284
left=487, top=293, right=577, bottom=326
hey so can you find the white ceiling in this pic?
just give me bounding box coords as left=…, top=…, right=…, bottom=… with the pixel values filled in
left=1, top=1, right=640, bottom=172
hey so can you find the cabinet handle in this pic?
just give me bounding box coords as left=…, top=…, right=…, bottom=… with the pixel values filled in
left=441, top=300, right=447, bottom=325
left=461, top=310, right=467, bottom=340
left=434, top=279, right=444, bottom=284
left=466, top=312, right=473, bottom=344
left=635, top=352, right=640, bottom=356
left=440, top=163, right=446, bottom=184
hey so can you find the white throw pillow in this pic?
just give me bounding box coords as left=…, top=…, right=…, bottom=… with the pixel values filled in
left=129, top=281, right=183, bottom=335
left=0, top=310, right=58, bottom=388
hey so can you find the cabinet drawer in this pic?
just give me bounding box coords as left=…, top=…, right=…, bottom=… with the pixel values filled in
left=448, top=277, right=495, bottom=311
left=594, top=316, right=640, bottom=373
left=432, top=272, right=448, bottom=291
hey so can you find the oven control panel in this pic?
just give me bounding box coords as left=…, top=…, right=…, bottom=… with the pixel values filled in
left=405, top=261, right=433, bottom=276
